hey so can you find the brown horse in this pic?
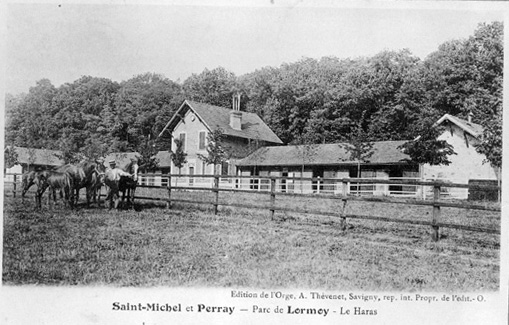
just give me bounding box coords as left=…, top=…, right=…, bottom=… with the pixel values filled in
left=34, top=170, right=74, bottom=209
left=89, top=171, right=105, bottom=206
left=56, top=160, right=105, bottom=207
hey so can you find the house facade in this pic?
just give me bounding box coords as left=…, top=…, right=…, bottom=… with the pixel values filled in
left=157, top=100, right=283, bottom=185
left=421, top=114, right=498, bottom=198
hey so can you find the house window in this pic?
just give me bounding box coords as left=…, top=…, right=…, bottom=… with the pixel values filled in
left=179, top=133, right=186, bottom=152
left=199, top=131, right=206, bottom=150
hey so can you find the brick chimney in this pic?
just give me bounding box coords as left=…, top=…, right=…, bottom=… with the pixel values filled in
left=230, top=94, right=242, bottom=130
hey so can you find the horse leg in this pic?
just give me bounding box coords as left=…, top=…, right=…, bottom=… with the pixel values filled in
left=120, top=190, right=125, bottom=209
left=96, top=186, right=102, bottom=207
left=37, top=184, right=48, bottom=209
left=47, top=188, right=52, bottom=207
left=75, top=188, right=80, bottom=206
left=86, top=185, right=93, bottom=208
left=106, top=188, right=112, bottom=210
left=53, top=189, right=58, bottom=208
left=114, top=190, right=120, bottom=209
left=130, top=188, right=135, bottom=210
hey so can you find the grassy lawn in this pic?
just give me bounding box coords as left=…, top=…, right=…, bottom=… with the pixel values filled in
left=2, top=189, right=500, bottom=291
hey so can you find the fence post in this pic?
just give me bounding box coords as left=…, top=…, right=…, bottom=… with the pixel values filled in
left=431, top=184, right=441, bottom=241
left=13, top=174, right=17, bottom=198
left=270, top=177, right=276, bottom=219
left=213, top=175, right=219, bottom=215
left=166, top=175, right=172, bottom=209
left=340, top=179, right=348, bottom=230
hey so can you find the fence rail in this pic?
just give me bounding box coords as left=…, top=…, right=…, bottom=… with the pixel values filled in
left=4, top=173, right=501, bottom=241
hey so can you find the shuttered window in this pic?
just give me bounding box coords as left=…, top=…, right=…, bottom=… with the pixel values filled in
left=179, top=133, right=186, bottom=152
left=199, top=131, right=206, bottom=150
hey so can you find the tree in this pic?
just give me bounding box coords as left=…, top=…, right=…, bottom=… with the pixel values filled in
left=106, top=73, right=183, bottom=152
left=340, top=113, right=374, bottom=179
left=4, top=146, right=19, bottom=169
left=475, top=110, right=502, bottom=169
left=5, top=79, right=58, bottom=149
left=197, top=129, right=228, bottom=175
left=182, top=67, right=238, bottom=108
left=137, top=139, right=160, bottom=173
left=297, top=143, right=319, bottom=193
left=26, top=148, right=37, bottom=171
left=171, top=138, right=187, bottom=174
left=398, top=125, right=456, bottom=166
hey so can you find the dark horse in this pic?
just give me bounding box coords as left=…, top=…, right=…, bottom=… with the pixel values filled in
left=21, top=170, right=38, bottom=199
left=33, top=170, right=74, bottom=209
left=119, top=160, right=139, bottom=209
left=56, top=160, right=105, bottom=207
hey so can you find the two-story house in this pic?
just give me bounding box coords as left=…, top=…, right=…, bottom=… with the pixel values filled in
left=157, top=99, right=283, bottom=183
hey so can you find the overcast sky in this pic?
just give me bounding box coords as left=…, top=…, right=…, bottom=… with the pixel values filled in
left=4, top=0, right=506, bottom=95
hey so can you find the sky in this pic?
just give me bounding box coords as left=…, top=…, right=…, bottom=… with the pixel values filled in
left=4, top=0, right=506, bottom=95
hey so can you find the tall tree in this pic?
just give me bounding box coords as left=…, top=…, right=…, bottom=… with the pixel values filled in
left=5, top=79, right=58, bottom=149
left=182, top=67, right=238, bottom=108
left=171, top=139, right=187, bottom=174
left=106, top=73, right=183, bottom=153
left=51, top=76, right=120, bottom=160
left=339, top=113, right=374, bottom=179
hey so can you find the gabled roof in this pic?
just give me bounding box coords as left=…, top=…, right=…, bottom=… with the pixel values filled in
left=435, top=114, right=484, bottom=137
left=8, top=146, right=64, bottom=166
left=237, top=140, right=412, bottom=167
left=158, top=100, right=283, bottom=145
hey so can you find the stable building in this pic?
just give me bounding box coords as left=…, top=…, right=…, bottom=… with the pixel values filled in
left=236, top=141, right=419, bottom=196
left=4, top=146, right=64, bottom=182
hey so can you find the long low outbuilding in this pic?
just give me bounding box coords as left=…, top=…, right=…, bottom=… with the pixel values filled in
left=235, top=140, right=421, bottom=197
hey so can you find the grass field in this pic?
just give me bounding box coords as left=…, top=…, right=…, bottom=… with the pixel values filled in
left=3, top=188, right=500, bottom=291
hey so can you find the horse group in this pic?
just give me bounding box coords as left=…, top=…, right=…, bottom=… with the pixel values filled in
left=21, top=159, right=138, bottom=210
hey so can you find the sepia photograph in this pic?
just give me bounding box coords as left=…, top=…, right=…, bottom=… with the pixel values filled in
left=1, top=0, right=507, bottom=324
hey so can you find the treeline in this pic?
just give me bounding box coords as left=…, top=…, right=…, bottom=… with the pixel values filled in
left=5, top=22, right=502, bottom=167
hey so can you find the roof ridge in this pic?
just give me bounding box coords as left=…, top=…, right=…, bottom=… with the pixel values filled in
left=187, top=99, right=259, bottom=116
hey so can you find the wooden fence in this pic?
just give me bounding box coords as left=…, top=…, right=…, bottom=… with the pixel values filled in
left=4, top=173, right=501, bottom=242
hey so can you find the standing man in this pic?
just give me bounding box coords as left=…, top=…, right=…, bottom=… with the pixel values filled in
left=104, top=159, right=132, bottom=209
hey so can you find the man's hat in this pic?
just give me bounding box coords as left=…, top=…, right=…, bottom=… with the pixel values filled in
left=109, top=159, right=116, bottom=165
